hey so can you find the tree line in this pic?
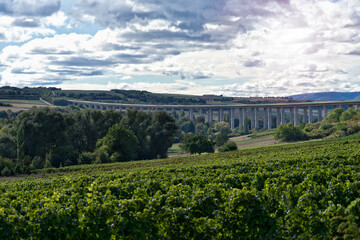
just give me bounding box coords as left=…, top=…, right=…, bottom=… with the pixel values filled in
left=274, top=107, right=360, bottom=141
left=0, top=107, right=178, bottom=176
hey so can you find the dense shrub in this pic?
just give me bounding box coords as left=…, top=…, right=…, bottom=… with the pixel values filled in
left=215, top=133, right=229, bottom=146
left=218, top=141, right=238, bottom=152
left=274, top=123, right=307, bottom=141
left=180, top=134, right=215, bottom=154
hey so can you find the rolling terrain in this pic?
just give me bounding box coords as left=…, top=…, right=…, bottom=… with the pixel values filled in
left=290, top=91, right=360, bottom=101
left=1, top=133, right=360, bottom=239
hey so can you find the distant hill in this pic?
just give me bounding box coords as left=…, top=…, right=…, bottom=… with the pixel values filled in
left=289, top=92, right=360, bottom=101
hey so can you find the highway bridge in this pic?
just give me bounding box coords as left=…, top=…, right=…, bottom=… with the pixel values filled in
left=69, top=100, right=360, bottom=130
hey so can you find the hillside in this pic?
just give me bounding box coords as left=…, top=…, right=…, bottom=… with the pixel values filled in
left=0, top=86, right=304, bottom=106
left=1, top=134, right=360, bottom=238
left=290, top=91, right=360, bottom=101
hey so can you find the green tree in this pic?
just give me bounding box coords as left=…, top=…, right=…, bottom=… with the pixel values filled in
left=340, top=108, right=357, bottom=122
left=67, top=109, right=122, bottom=152
left=215, top=133, right=229, bottom=146
left=148, top=111, right=178, bottom=158
left=15, top=108, right=68, bottom=159
left=0, top=134, right=16, bottom=159
left=180, top=134, right=214, bottom=155
left=214, top=121, right=231, bottom=134
left=96, top=124, right=139, bottom=162
left=120, top=109, right=152, bottom=159
left=326, top=108, right=345, bottom=122
left=274, top=123, right=307, bottom=142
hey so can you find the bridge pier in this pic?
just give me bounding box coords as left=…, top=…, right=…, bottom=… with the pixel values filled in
left=69, top=100, right=360, bottom=130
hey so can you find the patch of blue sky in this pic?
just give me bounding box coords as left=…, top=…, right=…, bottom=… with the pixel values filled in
left=54, top=23, right=101, bottom=36
left=60, top=0, right=75, bottom=12
left=0, top=41, right=25, bottom=52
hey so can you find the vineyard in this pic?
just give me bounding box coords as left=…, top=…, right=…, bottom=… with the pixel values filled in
left=1, top=134, right=360, bottom=239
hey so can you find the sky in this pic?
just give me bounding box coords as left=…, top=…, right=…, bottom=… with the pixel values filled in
left=0, top=0, right=359, bottom=97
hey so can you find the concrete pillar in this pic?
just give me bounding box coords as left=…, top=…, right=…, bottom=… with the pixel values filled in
left=230, top=108, right=235, bottom=130
left=251, top=107, right=255, bottom=129
left=267, top=107, right=272, bottom=129
left=303, top=107, right=308, bottom=123
left=180, top=108, right=184, bottom=116
left=219, top=108, right=224, bottom=122
left=188, top=108, right=194, bottom=120
left=281, top=107, right=285, bottom=125
left=198, top=108, right=202, bottom=117
left=276, top=108, right=281, bottom=127
left=309, top=106, right=313, bottom=123
left=324, top=105, right=328, bottom=119
left=240, top=108, right=245, bottom=128
left=318, top=106, right=322, bottom=122
left=208, top=108, right=213, bottom=122
left=171, top=107, right=175, bottom=113
left=290, top=107, right=294, bottom=124
left=263, top=107, right=268, bottom=129
left=294, top=107, right=299, bottom=126
left=254, top=107, right=258, bottom=128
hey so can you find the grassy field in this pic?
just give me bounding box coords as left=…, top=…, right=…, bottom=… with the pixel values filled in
left=0, top=99, right=50, bottom=112
left=168, top=131, right=279, bottom=158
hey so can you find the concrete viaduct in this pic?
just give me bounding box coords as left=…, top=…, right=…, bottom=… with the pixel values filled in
left=69, top=100, right=360, bottom=130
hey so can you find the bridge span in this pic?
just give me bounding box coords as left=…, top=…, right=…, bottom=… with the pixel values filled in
left=69, top=100, right=360, bottom=130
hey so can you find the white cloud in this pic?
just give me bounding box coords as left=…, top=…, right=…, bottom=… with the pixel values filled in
left=1, top=0, right=360, bottom=96
left=43, top=11, right=68, bottom=27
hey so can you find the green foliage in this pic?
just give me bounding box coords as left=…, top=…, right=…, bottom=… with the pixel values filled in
left=31, top=156, right=44, bottom=170
left=121, top=110, right=178, bottom=159
left=1, top=134, right=360, bottom=238
left=0, top=157, right=13, bottom=176
left=326, top=108, right=345, bottom=122
left=96, top=124, right=139, bottom=162
left=218, top=141, right=238, bottom=152
left=274, top=123, right=307, bottom=141
left=0, top=134, right=16, bottom=159
left=304, top=108, right=360, bottom=140
left=214, top=121, right=231, bottom=134
left=340, top=108, right=357, bottom=122
left=215, top=133, right=229, bottom=146
left=52, top=98, right=69, bottom=106
left=180, top=134, right=214, bottom=154
left=148, top=111, right=178, bottom=158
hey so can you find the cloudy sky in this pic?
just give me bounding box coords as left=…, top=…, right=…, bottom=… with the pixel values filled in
left=0, top=0, right=359, bottom=96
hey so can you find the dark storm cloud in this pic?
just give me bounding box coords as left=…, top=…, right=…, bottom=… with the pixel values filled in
left=48, top=68, right=104, bottom=76
left=122, top=30, right=212, bottom=42
left=0, top=0, right=61, bottom=16
left=102, top=43, right=141, bottom=51
left=12, top=18, right=40, bottom=28
left=243, top=59, right=265, bottom=67
left=30, top=48, right=75, bottom=55
left=51, top=57, right=115, bottom=67
left=11, top=68, right=36, bottom=74
left=75, top=0, right=290, bottom=44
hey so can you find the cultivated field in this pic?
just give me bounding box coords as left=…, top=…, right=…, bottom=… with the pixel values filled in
left=0, top=99, right=50, bottom=112
left=1, top=133, right=360, bottom=238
